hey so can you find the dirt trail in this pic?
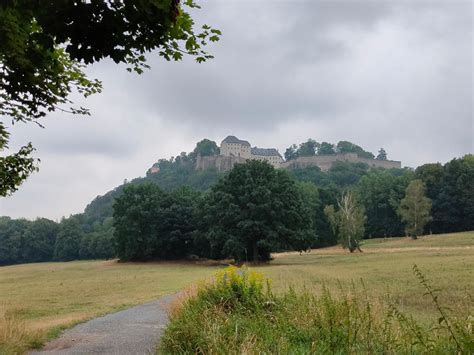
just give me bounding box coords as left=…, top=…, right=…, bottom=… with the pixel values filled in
left=30, top=294, right=175, bottom=355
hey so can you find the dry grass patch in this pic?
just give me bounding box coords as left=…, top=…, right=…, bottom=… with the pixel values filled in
left=256, top=232, right=474, bottom=324
left=0, top=231, right=473, bottom=353
left=0, top=306, right=42, bottom=354
left=0, top=260, right=217, bottom=354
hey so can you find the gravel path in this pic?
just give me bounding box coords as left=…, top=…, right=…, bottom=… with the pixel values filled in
left=30, top=294, right=175, bottom=355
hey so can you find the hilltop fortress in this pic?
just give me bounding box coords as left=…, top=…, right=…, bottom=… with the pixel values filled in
left=195, top=135, right=401, bottom=172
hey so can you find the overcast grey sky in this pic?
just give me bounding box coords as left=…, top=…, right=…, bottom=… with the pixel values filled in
left=1, top=0, right=472, bottom=220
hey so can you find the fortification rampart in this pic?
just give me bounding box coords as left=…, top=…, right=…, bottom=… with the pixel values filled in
left=196, top=155, right=247, bottom=172
left=196, top=153, right=401, bottom=172
left=280, top=153, right=401, bottom=171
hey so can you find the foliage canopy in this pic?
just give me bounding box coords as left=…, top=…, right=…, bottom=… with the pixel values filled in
left=398, top=179, right=432, bottom=239
left=201, top=160, right=313, bottom=262
left=0, top=0, right=220, bottom=195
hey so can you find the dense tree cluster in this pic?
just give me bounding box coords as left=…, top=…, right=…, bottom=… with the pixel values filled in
left=1, top=138, right=472, bottom=266
left=355, top=169, right=412, bottom=238
left=415, top=155, right=474, bottom=233
left=0, top=215, right=114, bottom=265
left=113, top=161, right=313, bottom=262
left=114, top=185, right=199, bottom=261
left=199, top=161, right=313, bottom=262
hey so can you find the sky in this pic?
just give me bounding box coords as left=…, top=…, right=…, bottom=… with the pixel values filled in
left=1, top=0, right=473, bottom=220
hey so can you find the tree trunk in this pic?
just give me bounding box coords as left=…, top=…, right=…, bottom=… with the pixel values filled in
left=252, top=238, right=258, bottom=263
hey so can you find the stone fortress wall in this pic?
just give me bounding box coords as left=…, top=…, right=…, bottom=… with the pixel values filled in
left=196, top=155, right=247, bottom=172
left=195, top=136, right=402, bottom=172
left=280, top=153, right=401, bottom=171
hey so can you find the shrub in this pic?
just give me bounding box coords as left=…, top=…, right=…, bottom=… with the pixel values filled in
left=160, top=266, right=473, bottom=354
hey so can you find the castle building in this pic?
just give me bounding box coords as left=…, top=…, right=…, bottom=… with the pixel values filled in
left=220, top=135, right=251, bottom=158
left=220, top=135, right=283, bottom=167
left=250, top=147, right=284, bottom=167
left=194, top=135, right=402, bottom=172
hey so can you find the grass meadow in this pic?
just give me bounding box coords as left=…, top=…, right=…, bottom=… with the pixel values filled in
left=0, top=231, right=473, bottom=353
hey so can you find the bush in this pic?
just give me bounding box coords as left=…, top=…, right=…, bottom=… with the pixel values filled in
left=160, top=266, right=473, bottom=354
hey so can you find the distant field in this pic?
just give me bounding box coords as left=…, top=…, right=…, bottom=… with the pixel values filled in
left=362, top=231, right=474, bottom=248
left=257, top=232, right=473, bottom=323
left=0, top=231, right=473, bottom=353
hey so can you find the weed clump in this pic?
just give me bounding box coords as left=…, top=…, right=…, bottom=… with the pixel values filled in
left=160, top=265, right=473, bottom=354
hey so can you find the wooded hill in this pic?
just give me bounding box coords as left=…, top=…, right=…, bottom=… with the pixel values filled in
left=1, top=138, right=473, bottom=265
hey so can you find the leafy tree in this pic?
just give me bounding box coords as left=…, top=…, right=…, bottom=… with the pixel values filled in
left=79, top=233, right=96, bottom=260
left=0, top=0, right=220, bottom=195
left=336, top=141, right=375, bottom=159
left=415, top=163, right=444, bottom=198
left=430, top=156, right=474, bottom=233
left=113, top=184, right=199, bottom=261
left=316, top=185, right=340, bottom=246
left=146, top=157, right=222, bottom=191
left=21, top=218, right=59, bottom=262
left=113, top=183, right=167, bottom=261
left=327, top=161, right=369, bottom=187
left=398, top=180, right=432, bottom=239
left=415, top=163, right=444, bottom=232
left=356, top=170, right=411, bottom=238
left=155, top=187, right=201, bottom=259
left=376, top=148, right=387, bottom=160
left=79, top=217, right=115, bottom=260
left=298, top=139, right=319, bottom=156
left=93, top=228, right=116, bottom=260
left=0, top=127, right=38, bottom=196
left=289, top=166, right=328, bottom=186
left=189, top=139, right=220, bottom=161
left=0, top=217, right=28, bottom=265
left=324, top=192, right=366, bottom=252
left=54, top=217, right=84, bottom=261
left=284, top=144, right=299, bottom=161
left=0, top=217, right=60, bottom=265
left=318, top=142, right=336, bottom=155
left=93, top=217, right=116, bottom=259
left=289, top=162, right=371, bottom=189
left=297, top=182, right=326, bottom=248
left=202, top=160, right=312, bottom=262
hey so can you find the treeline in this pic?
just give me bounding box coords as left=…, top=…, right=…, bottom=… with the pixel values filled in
left=1, top=137, right=472, bottom=265
left=0, top=215, right=114, bottom=265
left=105, top=154, right=474, bottom=262
left=284, top=139, right=387, bottom=160
left=115, top=161, right=315, bottom=262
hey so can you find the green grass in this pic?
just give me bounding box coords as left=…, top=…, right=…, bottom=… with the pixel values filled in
left=256, top=235, right=473, bottom=323
left=0, top=231, right=473, bottom=353
left=160, top=265, right=473, bottom=354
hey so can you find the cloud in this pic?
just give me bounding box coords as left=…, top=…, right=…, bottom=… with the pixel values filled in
left=1, top=0, right=472, bottom=219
